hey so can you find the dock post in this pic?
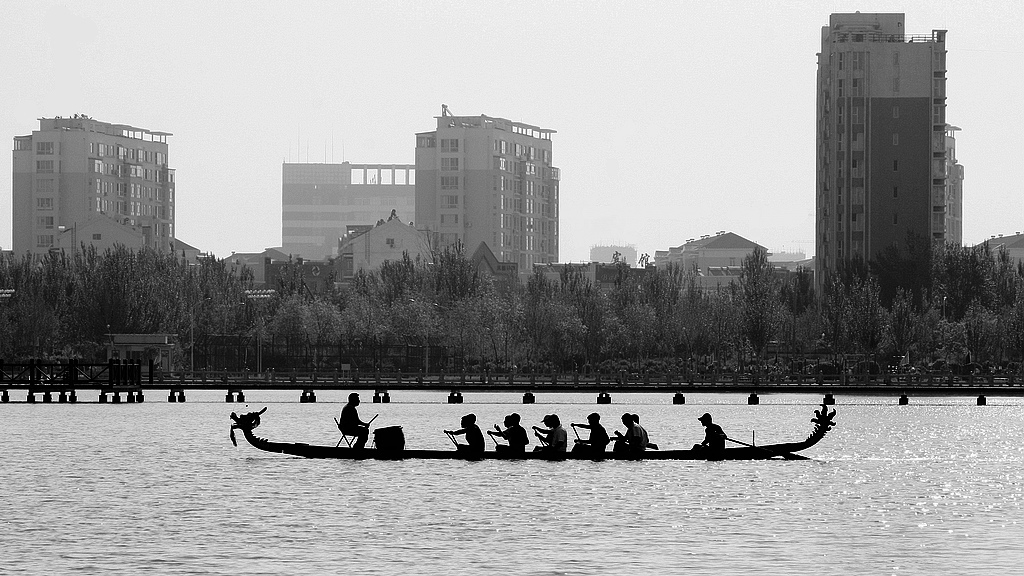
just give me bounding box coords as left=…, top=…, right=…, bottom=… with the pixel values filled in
left=225, top=391, right=234, bottom=402
left=135, top=391, right=144, bottom=403
left=523, top=392, right=535, bottom=404
left=597, top=392, right=611, bottom=404
left=167, top=390, right=176, bottom=402
left=69, top=390, right=77, bottom=403
left=2, top=389, right=9, bottom=402
left=373, top=390, right=382, bottom=403
left=43, top=391, right=53, bottom=403
left=747, top=393, right=759, bottom=405
left=673, top=392, right=685, bottom=404
left=823, top=393, right=835, bottom=405
left=126, top=391, right=135, bottom=403
left=382, top=391, right=390, bottom=403
left=112, top=392, right=121, bottom=404
left=447, top=391, right=463, bottom=404
left=977, top=395, right=986, bottom=406
left=27, top=391, right=35, bottom=403
left=58, top=391, right=68, bottom=403
left=99, top=392, right=107, bottom=403
left=898, top=394, right=909, bottom=405
left=236, top=391, right=245, bottom=402
left=177, top=390, right=186, bottom=402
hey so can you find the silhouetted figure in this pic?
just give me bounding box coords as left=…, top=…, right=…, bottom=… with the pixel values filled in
left=571, top=412, right=610, bottom=454
left=695, top=412, right=726, bottom=452
left=532, top=414, right=567, bottom=452
left=339, top=393, right=370, bottom=449
left=613, top=413, right=647, bottom=453
left=446, top=413, right=484, bottom=455
left=488, top=413, right=529, bottom=454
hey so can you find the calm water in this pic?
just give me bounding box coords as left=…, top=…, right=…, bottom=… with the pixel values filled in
left=3, top=391, right=1022, bottom=575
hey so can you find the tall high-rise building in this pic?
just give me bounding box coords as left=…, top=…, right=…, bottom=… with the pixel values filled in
left=415, top=107, right=559, bottom=267
left=815, top=13, right=956, bottom=283
left=12, top=116, right=175, bottom=256
left=281, top=161, right=415, bottom=259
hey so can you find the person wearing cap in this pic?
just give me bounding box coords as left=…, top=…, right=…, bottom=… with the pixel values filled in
left=338, top=392, right=370, bottom=449
left=488, top=413, right=529, bottom=454
left=446, top=413, right=485, bottom=455
left=571, top=412, right=610, bottom=454
left=696, top=412, right=726, bottom=452
left=532, top=414, right=567, bottom=452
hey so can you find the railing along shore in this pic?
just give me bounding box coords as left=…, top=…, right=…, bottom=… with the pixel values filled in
left=1, top=359, right=1021, bottom=405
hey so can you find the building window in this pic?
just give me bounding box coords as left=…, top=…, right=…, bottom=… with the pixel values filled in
left=36, top=198, right=54, bottom=210
left=837, top=79, right=843, bottom=98
left=893, top=53, right=900, bottom=66
left=852, top=52, right=864, bottom=71
left=851, top=78, right=861, bottom=97
left=440, top=176, right=459, bottom=189
left=893, top=78, right=900, bottom=92
left=893, top=160, right=899, bottom=171
left=892, top=134, right=899, bottom=146
left=441, top=195, right=459, bottom=208
left=36, top=216, right=54, bottom=229
left=417, top=136, right=436, bottom=148
left=36, top=142, right=54, bottom=155
left=892, top=106, right=899, bottom=118
left=893, top=185, right=898, bottom=198
left=441, top=157, right=459, bottom=171
left=386, top=238, right=395, bottom=248
left=893, top=213, right=899, bottom=225
left=36, top=160, right=54, bottom=173
left=440, top=138, right=459, bottom=153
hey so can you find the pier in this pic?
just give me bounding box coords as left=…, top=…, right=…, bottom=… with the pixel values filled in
left=0, top=360, right=1021, bottom=406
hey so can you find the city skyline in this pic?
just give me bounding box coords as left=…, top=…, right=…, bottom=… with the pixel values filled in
left=2, top=1, right=1022, bottom=263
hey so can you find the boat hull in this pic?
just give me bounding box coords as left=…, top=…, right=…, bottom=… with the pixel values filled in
left=231, top=406, right=837, bottom=461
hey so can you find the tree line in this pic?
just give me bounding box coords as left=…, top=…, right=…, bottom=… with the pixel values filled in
left=1, top=239, right=1023, bottom=374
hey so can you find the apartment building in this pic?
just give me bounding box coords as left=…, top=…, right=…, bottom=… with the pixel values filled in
left=12, top=115, right=175, bottom=256
left=815, top=13, right=956, bottom=285
left=415, top=107, right=559, bottom=268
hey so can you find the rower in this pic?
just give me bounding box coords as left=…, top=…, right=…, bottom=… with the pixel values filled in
left=488, top=413, right=529, bottom=454
left=695, top=412, right=726, bottom=452
left=571, top=412, right=610, bottom=454
left=613, top=413, right=646, bottom=453
left=532, top=414, right=567, bottom=452
left=338, top=393, right=370, bottom=449
left=445, top=413, right=485, bottom=455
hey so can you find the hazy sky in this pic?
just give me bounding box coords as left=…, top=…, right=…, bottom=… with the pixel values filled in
left=2, top=1, right=1021, bottom=262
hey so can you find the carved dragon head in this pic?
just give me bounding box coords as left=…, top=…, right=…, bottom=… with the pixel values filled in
left=229, top=407, right=267, bottom=446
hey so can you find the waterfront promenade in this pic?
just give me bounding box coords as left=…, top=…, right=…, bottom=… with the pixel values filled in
left=1, top=360, right=1022, bottom=405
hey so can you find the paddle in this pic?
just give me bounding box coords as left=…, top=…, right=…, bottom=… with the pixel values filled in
left=725, top=436, right=807, bottom=461
left=570, top=423, right=582, bottom=441
left=444, top=431, right=459, bottom=448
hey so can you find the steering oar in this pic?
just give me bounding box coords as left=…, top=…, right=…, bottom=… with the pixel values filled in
left=725, top=436, right=808, bottom=461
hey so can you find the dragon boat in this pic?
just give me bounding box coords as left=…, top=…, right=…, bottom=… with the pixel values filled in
left=229, top=405, right=836, bottom=461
